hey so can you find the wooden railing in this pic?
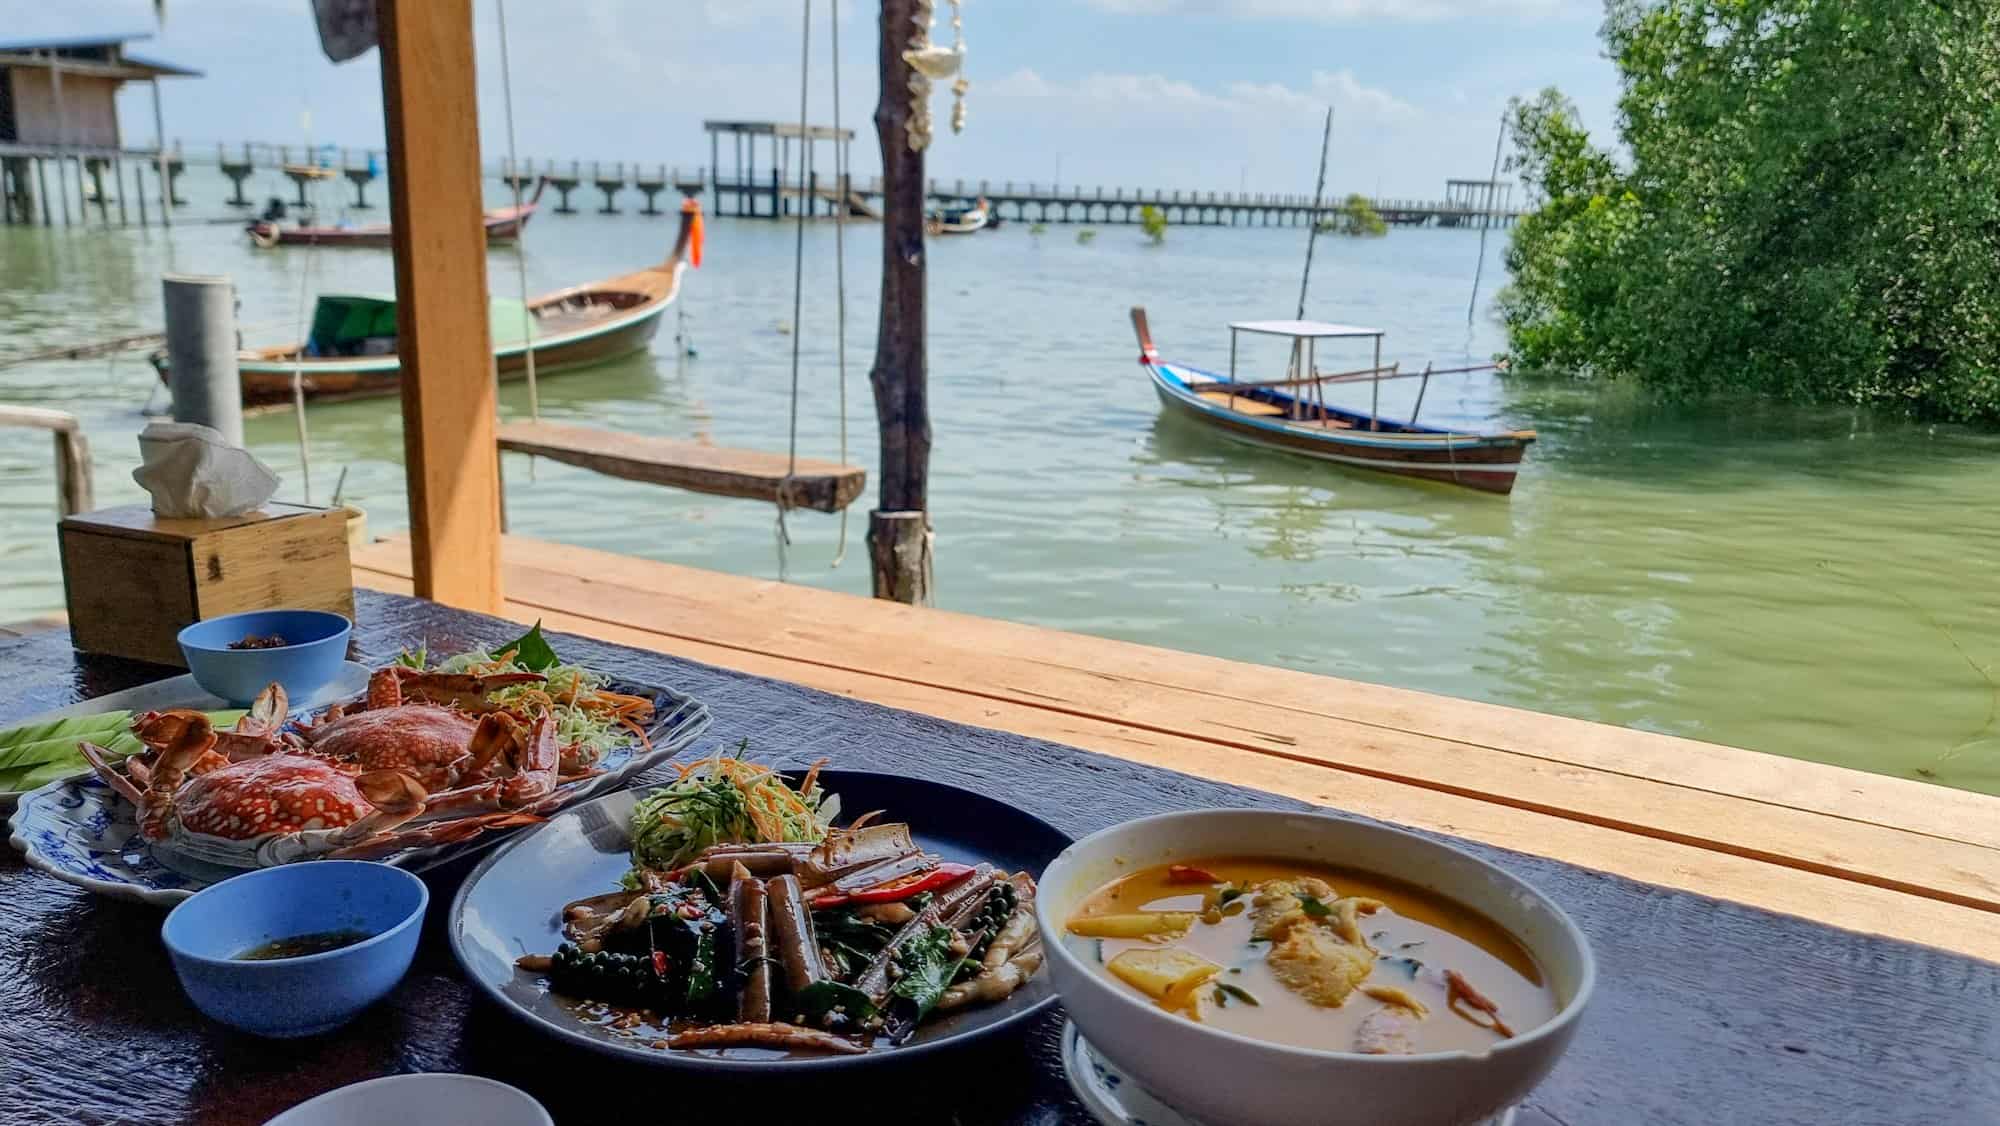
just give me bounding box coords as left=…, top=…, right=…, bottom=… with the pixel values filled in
left=0, top=407, right=93, bottom=516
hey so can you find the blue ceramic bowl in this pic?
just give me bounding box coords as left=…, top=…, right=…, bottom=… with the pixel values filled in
left=177, top=609, right=352, bottom=705
left=161, top=861, right=428, bottom=1038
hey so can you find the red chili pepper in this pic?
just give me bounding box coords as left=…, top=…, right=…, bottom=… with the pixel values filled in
left=810, top=862, right=975, bottom=910
left=1167, top=864, right=1220, bottom=884
left=652, top=950, right=669, bottom=977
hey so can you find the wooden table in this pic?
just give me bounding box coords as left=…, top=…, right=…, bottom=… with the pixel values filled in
left=2, top=591, right=1994, bottom=1125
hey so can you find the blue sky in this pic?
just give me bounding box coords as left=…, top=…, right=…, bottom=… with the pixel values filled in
left=17, top=0, right=1619, bottom=198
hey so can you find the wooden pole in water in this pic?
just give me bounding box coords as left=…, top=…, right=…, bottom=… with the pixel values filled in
left=151, top=80, right=172, bottom=229
left=866, top=0, right=934, bottom=605
left=380, top=0, right=504, bottom=612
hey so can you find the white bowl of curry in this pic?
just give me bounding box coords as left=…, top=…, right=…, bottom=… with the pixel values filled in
left=1037, top=809, right=1594, bottom=1126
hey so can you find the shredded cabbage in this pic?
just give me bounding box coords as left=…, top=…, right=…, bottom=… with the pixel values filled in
left=625, top=753, right=837, bottom=881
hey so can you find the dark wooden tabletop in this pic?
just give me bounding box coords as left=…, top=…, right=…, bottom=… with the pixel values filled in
left=2, top=590, right=1995, bottom=1126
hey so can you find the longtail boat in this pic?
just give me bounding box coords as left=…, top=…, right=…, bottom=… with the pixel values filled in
left=158, top=200, right=704, bottom=409
left=246, top=179, right=546, bottom=249
left=1130, top=307, right=1535, bottom=495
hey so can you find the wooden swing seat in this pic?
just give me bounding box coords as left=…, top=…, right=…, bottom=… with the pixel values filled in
left=496, top=421, right=866, bottom=513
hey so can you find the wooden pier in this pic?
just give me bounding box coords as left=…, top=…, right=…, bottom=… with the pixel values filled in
left=353, top=533, right=2000, bottom=961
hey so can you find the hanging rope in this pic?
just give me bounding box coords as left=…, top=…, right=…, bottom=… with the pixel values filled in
left=1467, top=109, right=1508, bottom=331
left=286, top=122, right=319, bottom=504
left=1296, top=106, right=1334, bottom=322
left=828, top=0, right=850, bottom=568
left=496, top=0, right=540, bottom=420
left=776, top=0, right=813, bottom=581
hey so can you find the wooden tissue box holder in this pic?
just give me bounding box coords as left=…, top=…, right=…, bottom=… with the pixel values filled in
left=58, top=503, right=355, bottom=667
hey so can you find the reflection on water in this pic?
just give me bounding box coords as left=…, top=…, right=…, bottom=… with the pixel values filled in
left=2, top=168, right=1998, bottom=795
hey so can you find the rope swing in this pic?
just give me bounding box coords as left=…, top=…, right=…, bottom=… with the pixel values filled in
left=775, top=0, right=856, bottom=581
left=495, top=0, right=540, bottom=420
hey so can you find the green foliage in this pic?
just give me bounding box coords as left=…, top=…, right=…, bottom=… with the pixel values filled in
left=1028, top=221, right=1047, bottom=237
left=1317, top=194, right=1387, bottom=238
left=1139, top=205, right=1168, bottom=245
left=1501, top=1, right=2000, bottom=421
left=1076, top=227, right=1097, bottom=245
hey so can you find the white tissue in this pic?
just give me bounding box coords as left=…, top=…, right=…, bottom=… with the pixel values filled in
left=132, top=422, right=281, bottom=518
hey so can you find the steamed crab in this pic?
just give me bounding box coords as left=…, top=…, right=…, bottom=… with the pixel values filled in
left=78, top=709, right=531, bottom=868
left=294, top=667, right=579, bottom=816
left=78, top=667, right=602, bottom=870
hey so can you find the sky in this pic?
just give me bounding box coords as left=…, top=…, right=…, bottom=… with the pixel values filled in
left=11, top=0, right=1621, bottom=199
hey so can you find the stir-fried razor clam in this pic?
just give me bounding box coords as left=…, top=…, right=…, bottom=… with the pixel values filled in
left=520, top=804, right=1043, bottom=1055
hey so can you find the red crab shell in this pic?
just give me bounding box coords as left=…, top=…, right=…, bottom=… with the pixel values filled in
left=300, top=705, right=480, bottom=790
left=172, top=754, right=376, bottom=839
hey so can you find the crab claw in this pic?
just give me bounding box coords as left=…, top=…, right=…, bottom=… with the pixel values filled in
left=424, top=712, right=561, bottom=817
left=236, top=682, right=289, bottom=737
left=365, top=666, right=546, bottom=712
left=321, top=769, right=431, bottom=852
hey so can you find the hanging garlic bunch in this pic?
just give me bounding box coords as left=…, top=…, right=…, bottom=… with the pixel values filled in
left=902, top=0, right=966, bottom=151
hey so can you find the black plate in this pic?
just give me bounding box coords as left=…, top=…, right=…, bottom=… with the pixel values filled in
left=448, top=769, right=1070, bottom=1072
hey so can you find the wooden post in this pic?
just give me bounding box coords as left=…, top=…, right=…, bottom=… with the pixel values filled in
left=378, top=0, right=503, bottom=612
left=866, top=0, right=934, bottom=605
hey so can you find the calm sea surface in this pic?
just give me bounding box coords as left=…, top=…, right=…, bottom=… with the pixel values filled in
left=3, top=170, right=1997, bottom=795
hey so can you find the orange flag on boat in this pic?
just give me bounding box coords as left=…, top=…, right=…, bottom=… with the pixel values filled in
left=681, top=197, right=705, bottom=268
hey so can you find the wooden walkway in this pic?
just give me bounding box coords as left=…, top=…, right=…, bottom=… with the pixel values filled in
left=353, top=535, right=2000, bottom=962
left=497, top=421, right=866, bottom=513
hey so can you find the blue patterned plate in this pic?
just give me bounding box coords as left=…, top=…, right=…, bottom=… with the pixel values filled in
left=6, top=679, right=710, bottom=905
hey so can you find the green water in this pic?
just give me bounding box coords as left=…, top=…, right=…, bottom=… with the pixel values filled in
left=2, top=172, right=1997, bottom=795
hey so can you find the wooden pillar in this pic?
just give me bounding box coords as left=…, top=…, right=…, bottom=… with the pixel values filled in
left=378, top=0, right=503, bottom=612
left=867, top=0, right=933, bottom=605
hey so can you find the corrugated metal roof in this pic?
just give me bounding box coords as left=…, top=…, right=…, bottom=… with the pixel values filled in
left=0, top=31, right=157, bottom=53
left=119, top=51, right=203, bottom=78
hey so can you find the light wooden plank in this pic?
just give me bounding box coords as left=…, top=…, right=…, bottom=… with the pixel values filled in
left=497, top=420, right=865, bottom=513
left=454, top=535, right=2000, bottom=857
left=353, top=535, right=2000, bottom=915
left=356, top=559, right=2000, bottom=962
left=379, top=0, right=502, bottom=613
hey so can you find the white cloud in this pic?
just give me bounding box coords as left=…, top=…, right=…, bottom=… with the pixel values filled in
left=1085, top=0, right=1587, bottom=22
left=984, top=67, right=1416, bottom=125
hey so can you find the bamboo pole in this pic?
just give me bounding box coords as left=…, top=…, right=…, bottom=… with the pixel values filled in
left=866, top=0, right=934, bottom=605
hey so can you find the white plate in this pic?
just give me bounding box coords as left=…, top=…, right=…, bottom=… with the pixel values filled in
left=1061, top=1023, right=1517, bottom=1126
left=7, top=677, right=710, bottom=905
left=265, top=1073, right=551, bottom=1126
left=0, top=661, right=373, bottom=812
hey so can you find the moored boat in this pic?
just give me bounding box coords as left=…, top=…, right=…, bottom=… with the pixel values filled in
left=247, top=179, right=546, bottom=249
left=926, top=198, right=989, bottom=235
left=160, top=200, right=704, bottom=409
left=1130, top=308, right=1534, bottom=495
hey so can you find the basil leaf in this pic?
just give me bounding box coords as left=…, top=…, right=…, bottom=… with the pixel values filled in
left=796, top=980, right=878, bottom=1024
left=1295, top=893, right=1333, bottom=919
left=1216, top=982, right=1261, bottom=1006
left=498, top=621, right=560, bottom=672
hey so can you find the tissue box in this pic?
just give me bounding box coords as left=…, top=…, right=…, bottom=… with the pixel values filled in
left=58, top=503, right=355, bottom=667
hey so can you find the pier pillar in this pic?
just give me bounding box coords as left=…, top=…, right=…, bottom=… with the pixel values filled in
left=161, top=274, right=245, bottom=448
left=345, top=164, right=377, bottom=208
left=220, top=143, right=254, bottom=207
left=635, top=164, right=666, bottom=215
left=549, top=162, right=581, bottom=213
left=594, top=162, right=624, bottom=214
left=85, top=158, right=110, bottom=224
left=133, top=161, right=148, bottom=226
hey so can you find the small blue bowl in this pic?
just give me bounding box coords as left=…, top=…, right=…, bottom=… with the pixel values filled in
left=178, top=609, right=352, bottom=706
left=161, top=861, right=428, bottom=1038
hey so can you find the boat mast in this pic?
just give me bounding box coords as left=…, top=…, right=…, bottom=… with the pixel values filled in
left=1295, top=107, right=1334, bottom=320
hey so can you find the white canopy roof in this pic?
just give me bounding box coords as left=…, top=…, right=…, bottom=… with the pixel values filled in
left=1228, top=319, right=1383, bottom=339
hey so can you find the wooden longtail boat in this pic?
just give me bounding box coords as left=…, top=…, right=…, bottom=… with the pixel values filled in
left=246, top=179, right=546, bottom=249
left=1130, top=308, right=1535, bottom=495
left=158, top=201, right=703, bottom=409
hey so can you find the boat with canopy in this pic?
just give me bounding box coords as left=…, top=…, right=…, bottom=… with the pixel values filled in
left=1129, top=309, right=1536, bottom=495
